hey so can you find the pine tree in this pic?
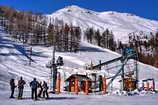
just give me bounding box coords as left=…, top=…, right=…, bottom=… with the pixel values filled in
left=47, top=23, right=55, bottom=45
left=74, top=27, right=81, bottom=52
left=85, top=28, right=94, bottom=44
left=94, top=29, right=101, bottom=46
left=63, top=24, right=70, bottom=52
left=108, top=31, right=116, bottom=51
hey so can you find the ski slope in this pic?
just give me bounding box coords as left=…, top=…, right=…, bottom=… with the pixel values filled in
left=0, top=21, right=158, bottom=104
left=47, top=5, right=158, bottom=42
left=0, top=22, right=158, bottom=90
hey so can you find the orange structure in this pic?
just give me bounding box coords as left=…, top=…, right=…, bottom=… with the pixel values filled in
left=143, top=79, right=155, bottom=91
left=143, top=80, right=149, bottom=91
left=146, top=81, right=150, bottom=91
left=65, top=74, right=91, bottom=93
left=75, top=78, right=79, bottom=94
left=85, top=80, right=89, bottom=95
left=56, top=73, right=61, bottom=94
left=102, top=77, right=106, bottom=95
left=124, top=78, right=136, bottom=91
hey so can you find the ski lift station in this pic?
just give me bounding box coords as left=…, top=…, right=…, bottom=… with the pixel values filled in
left=46, top=48, right=156, bottom=95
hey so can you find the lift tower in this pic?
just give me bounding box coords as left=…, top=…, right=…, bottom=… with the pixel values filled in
left=46, top=46, right=64, bottom=93
left=88, top=48, right=138, bottom=91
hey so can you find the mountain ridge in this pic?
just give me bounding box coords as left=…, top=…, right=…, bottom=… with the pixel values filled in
left=47, top=5, right=158, bottom=42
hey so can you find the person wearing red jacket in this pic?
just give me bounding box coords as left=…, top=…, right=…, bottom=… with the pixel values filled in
left=17, top=77, right=26, bottom=99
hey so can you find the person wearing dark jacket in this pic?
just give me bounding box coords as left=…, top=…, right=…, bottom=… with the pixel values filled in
left=10, top=78, right=16, bottom=98
left=18, top=77, right=26, bottom=99
left=37, top=81, right=43, bottom=98
left=30, top=78, right=39, bottom=100
left=42, top=81, right=49, bottom=99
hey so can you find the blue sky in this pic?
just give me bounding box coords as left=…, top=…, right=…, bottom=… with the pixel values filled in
left=0, top=0, right=158, bottom=20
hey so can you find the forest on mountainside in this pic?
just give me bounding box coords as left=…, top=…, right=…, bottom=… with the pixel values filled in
left=0, top=5, right=116, bottom=52
left=0, top=5, right=158, bottom=67
left=128, top=31, right=158, bottom=67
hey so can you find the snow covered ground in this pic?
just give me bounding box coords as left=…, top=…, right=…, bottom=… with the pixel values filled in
left=1, top=26, right=158, bottom=104
left=0, top=90, right=158, bottom=105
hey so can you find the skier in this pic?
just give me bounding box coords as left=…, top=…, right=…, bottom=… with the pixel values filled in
left=17, top=77, right=26, bottom=99
left=30, top=78, right=39, bottom=100
left=9, top=78, right=16, bottom=98
left=42, top=81, right=49, bottom=99
left=37, top=81, right=43, bottom=98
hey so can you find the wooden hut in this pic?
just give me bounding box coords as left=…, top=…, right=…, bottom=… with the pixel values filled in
left=65, top=74, right=92, bottom=93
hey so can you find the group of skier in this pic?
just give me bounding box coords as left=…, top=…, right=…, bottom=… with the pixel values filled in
left=10, top=77, right=49, bottom=100
left=30, top=78, right=49, bottom=100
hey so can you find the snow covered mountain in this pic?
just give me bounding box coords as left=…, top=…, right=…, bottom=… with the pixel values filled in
left=1, top=12, right=158, bottom=104
left=47, top=5, right=158, bottom=42
left=1, top=5, right=158, bottom=105
left=1, top=5, right=158, bottom=91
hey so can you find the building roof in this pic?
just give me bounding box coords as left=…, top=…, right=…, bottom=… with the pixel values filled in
left=65, top=74, right=91, bottom=82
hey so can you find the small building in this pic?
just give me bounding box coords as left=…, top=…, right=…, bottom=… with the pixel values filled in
left=119, top=77, right=136, bottom=91
left=142, top=78, right=155, bottom=91
left=124, top=77, right=136, bottom=91
left=65, top=74, right=92, bottom=93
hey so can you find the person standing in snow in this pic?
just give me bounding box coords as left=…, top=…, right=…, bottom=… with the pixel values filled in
left=37, top=81, right=43, bottom=98
left=42, top=81, right=49, bottom=99
left=30, top=78, right=39, bottom=100
left=17, top=77, right=26, bottom=99
left=9, top=78, right=16, bottom=98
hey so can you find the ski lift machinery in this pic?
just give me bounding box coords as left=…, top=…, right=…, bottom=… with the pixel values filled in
left=46, top=46, right=64, bottom=93
left=89, top=48, right=139, bottom=91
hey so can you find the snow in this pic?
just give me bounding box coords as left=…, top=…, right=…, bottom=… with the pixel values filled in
left=1, top=6, right=158, bottom=104
left=0, top=28, right=158, bottom=105
left=47, top=5, right=158, bottom=43
left=0, top=91, right=158, bottom=105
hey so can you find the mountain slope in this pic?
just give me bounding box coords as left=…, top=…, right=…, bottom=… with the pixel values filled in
left=47, top=5, right=158, bottom=42
left=0, top=25, right=158, bottom=91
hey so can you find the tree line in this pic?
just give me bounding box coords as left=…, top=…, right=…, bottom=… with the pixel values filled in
left=0, top=6, right=81, bottom=52
left=85, top=28, right=116, bottom=51
left=1, top=5, right=158, bottom=67
left=47, top=23, right=81, bottom=52
left=0, top=5, right=116, bottom=52
left=128, top=31, right=158, bottom=66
